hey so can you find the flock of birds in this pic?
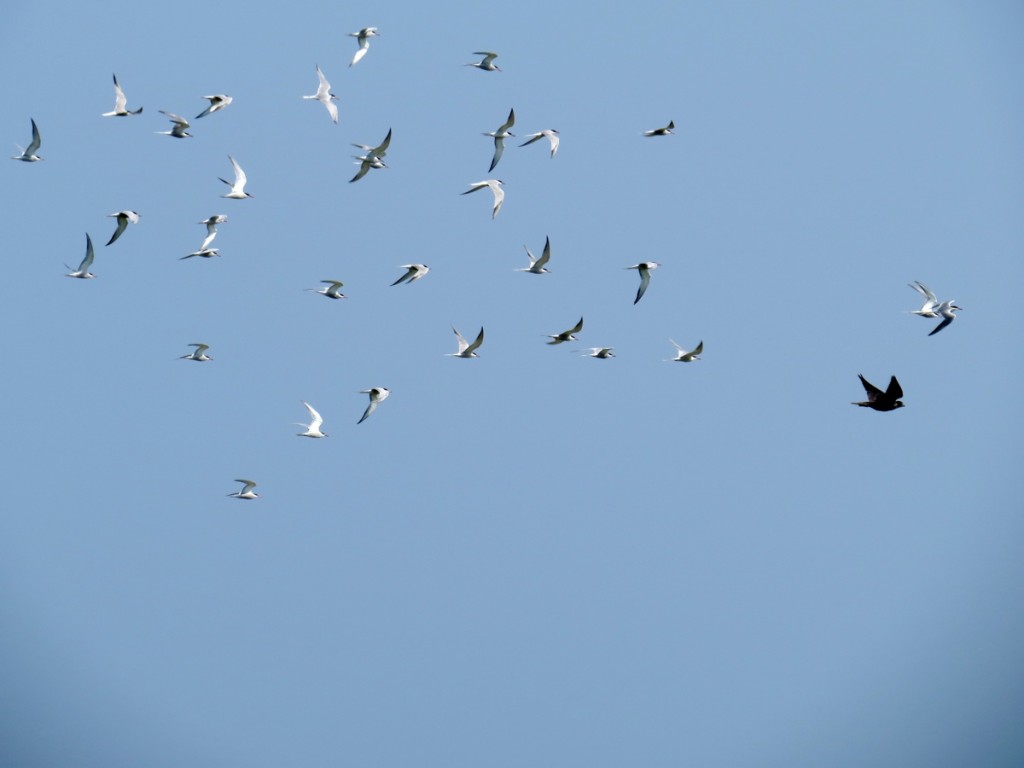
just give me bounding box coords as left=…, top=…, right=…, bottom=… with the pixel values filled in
left=11, top=31, right=964, bottom=500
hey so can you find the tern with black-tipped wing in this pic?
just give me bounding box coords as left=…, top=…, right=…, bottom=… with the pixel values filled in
left=547, top=317, right=583, bottom=345
left=462, top=179, right=504, bottom=219
left=106, top=210, right=140, bottom=246
left=519, top=129, right=559, bottom=158
left=65, top=234, right=96, bottom=278
left=196, top=94, right=232, bottom=119
left=102, top=74, right=142, bottom=116
left=484, top=108, right=515, bottom=172
left=448, top=326, right=485, bottom=358
left=626, top=262, right=660, bottom=304
left=391, top=264, right=430, bottom=286
left=11, top=118, right=43, bottom=161
left=517, top=236, right=552, bottom=274
left=349, top=27, right=379, bottom=67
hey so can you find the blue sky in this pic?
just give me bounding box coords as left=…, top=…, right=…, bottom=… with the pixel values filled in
left=2, top=1, right=1023, bottom=766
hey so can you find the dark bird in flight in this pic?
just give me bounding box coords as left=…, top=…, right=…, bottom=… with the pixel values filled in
left=852, top=374, right=905, bottom=411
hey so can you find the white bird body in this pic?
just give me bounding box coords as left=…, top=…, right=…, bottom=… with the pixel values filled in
left=643, top=120, right=675, bottom=137
left=357, top=387, right=390, bottom=424
left=465, top=51, right=500, bottom=71
left=392, top=264, right=430, bottom=285
left=462, top=179, right=505, bottom=219
left=180, top=343, right=213, bottom=361
left=668, top=339, right=703, bottom=362
left=156, top=111, right=191, bottom=138
left=65, top=233, right=96, bottom=278
left=517, top=236, right=551, bottom=274
left=349, top=27, right=379, bottom=66
left=296, top=401, right=327, bottom=437
left=220, top=155, right=253, bottom=198
left=448, top=326, right=485, bottom=358
left=307, top=279, right=346, bottom=299
left=484, top=108, right=515, bottom=172
left=11, top=118, right=43, bottom=161
left=519, top=129, right=559, bottom=158
left=303, top=65, right=339, bottom=123
left=228, top=479, right=259, bottom=499
left=548, top=317, right=584, bottom=345
left=626, top=261, right=660, bottom=304
left=583, top=347, right=615, bottom=359
left=102, top=74, right=142, bottom=116
left=106, top=210, right=140, bottom=246
left=196, top=94, right=232, bottom=119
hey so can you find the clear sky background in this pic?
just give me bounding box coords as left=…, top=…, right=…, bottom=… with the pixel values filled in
left=2, top=1, right=1023, bottom=766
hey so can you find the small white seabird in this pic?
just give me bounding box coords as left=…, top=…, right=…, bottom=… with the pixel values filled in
left=349, top=27, right=379, bottom=67
left=350, top=127, right=392, bottom=183
left=391, top=264, right=430, bottom=286
left=220, top=155, right=253, bottom=198
left=296, top=401, right=328, bottom=437
left=105, top=210, right=140, bottom=246
left=227, top=479, right=259, bottom=499
left=548, top=317, right=584, bottom=345
left=156, top=111, right=191, bottom=138
left=484, top=108, right=515, bottom=172
left=357, top=387, right=390, bottom=424
left=519, top=129, right=559, bottom=158
left=180, top=248, right=220, bottom=260
left=465, top=51, right=501, bottom=71
left=11, top=118, right=42, bottom=161
left=307, top=279, right=347, bottom=299
left=196, top=94, right=232, bottom=119
left=462, top=179, right=505, bottom=219
left=65, top=233, right=97, bottom=278
left=448, top=326, right=485, bottom=358
left=667, top=338, right=703, bottom=362
left=583, top=347, right=615, bottom=359
left=643, top=120, right=675, bottom=137
left=517, top=236, right=552, bottom=274
left=626, top=262, right=660, bottom=304
left=303, top=65, right=339, bottom=124
left=102, top=74, right=143, bottom=117
left=180, top=343, right=213, bottom=361
left=928, top=300, right=962, bottom=336
left=197, top=214, right=227, bottom=250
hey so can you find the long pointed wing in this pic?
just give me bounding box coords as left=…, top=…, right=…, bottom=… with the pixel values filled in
left=303, top=401, right=323, bottom=428
left=489, top=138, right=505, bottom=172
left=858, top=374, right=884, bottom=401
left=26, top=119, right=42, bottom=154
left=885, top=376, right=904, bottom=400
left=634, top=269, right=651, bottom=304
left=465, top=327, right=485, bottom=354
left=228, top=156, right=246, bottom=186
left=80, top=234, right=95, bottom=270
left=909, top=281, right=937, bottom=303
left=928, top=316, right=953, bottom=336
left=534, top=237, right=551, bottom=269
left=112, top=74, right=128, bottom=111
left=373, top=128, right=392, bottom=157
left=106, top=216, right=128, bottom=246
